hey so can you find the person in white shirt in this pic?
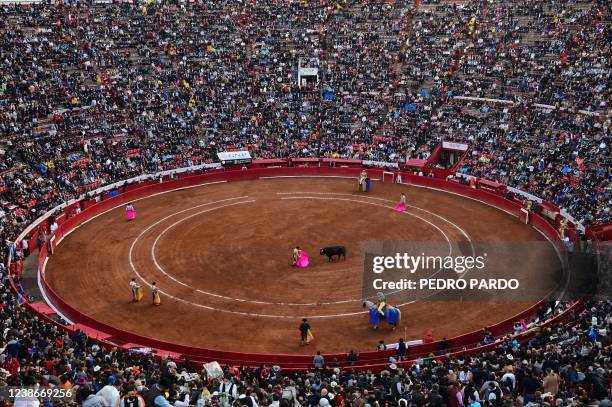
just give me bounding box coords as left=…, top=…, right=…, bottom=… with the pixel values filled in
left=119, top=384, right=145, bottom=407
left=269, top=394, right=281, bottom=407
left=13, top=395, right=40, bottom=407
left=238, top=393, right=259, bottom=407
left=219, top=377, right=238, bottom=402
left=174, top=394, right=191, bottom=407
left=83, top=394, right=106, bottom=407
left=50, top=220, right=59, bottom=234
left=97, top=379, right=122, bottom=407
left=129, top=278, right=141, bottom=302
left=21, top=238, right=29, bottom=256
left=501, top=369, right=516, bottom=390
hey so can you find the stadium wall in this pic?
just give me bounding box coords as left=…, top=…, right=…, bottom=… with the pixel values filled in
left=9, top=165, right=586, bottom=370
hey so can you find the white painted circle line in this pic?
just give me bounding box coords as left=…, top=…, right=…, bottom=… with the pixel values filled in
left=131, top=196, right=413, bottom=318
left=139, top=196, right=456, bottom=317
left=279, top=196, right=461, bottom=298
left=150, top=196, right=452, bottom=306
left=150, top=200, right=257, bottom=292
left=275, top=191, right=480, bottom=291
left=128, top=196, right=249, bottom=289
left=276, top=191, right=474, bottom=247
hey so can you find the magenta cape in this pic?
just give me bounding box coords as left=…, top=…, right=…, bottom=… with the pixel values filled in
left=126, top=208, right=136, bottom=221
left=394, top=202, right=407, bottom=212
left=295, top=251, right=309, bottom=268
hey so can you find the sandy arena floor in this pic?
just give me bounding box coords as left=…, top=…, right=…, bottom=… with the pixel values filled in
left=45, top=178, right=554, bottom=354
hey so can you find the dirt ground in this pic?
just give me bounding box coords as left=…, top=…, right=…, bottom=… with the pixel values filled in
left=45, top=178, right=554, bottom=355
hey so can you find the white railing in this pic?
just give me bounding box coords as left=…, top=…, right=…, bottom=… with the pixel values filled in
left=452, top=96, right=606, bottom=118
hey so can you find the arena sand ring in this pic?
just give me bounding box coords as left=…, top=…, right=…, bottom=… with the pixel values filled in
left=44, top=177, right=557, bottom=354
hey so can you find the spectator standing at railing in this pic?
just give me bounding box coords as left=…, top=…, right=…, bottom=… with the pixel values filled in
left=20, top=238, right=28, bottom=257
left=313, top=351, right=325, bottom=370
left=396, top=338, right=407, bottom=361
left=439, top=337, right=448, bottom=355
left=49, top=217, right=58, bottom=235
left=347, top=349, right=359, bottom=366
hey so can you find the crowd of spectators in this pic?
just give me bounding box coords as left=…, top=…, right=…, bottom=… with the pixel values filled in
left=1, top=264, right=610, bottom=406
left=0, top=0, right=609, bottom=266
left=452, top=106, right=609, bottom=226
left=0, top=0, right=610, bottom=404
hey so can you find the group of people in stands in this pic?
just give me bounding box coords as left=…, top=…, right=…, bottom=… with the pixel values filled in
left=0, top=0, right=609, bottom=405
left=1, top=282, right=610, bottom=406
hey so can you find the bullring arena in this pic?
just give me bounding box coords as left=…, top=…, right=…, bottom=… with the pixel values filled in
left=32, top=166, right=563, bottom=367
left=1, top=0, right=610, bottom=404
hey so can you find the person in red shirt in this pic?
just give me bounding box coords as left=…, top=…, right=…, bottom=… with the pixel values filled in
left=229, top=365, right=241, bottom=380
left=44, top=358, right=56, bottom=375
left=259, top=364, right=270, bottom=383
left=3, top=355, right=20, bottom=378
left=333, top=388, right=345, bottom=407
left=447, top=382, right=464, bottom=407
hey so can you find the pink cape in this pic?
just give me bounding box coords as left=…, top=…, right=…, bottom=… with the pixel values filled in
left=126, top=208, right=136, bottom=221
left=295, top=251, right=309, bottom=268
left=394, top=202, right=407, bottom=212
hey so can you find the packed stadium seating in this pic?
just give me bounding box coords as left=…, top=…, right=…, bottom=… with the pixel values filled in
left=0, top=0, right=609, bottom=405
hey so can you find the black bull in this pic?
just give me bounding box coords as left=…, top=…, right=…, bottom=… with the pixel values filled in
left=320, top=246, right=347, bottom=261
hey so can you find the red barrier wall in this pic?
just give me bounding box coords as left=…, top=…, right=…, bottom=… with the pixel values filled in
left=586, top=223, right=612, bottom=241
left=12, top=166, right=576, bottom=369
